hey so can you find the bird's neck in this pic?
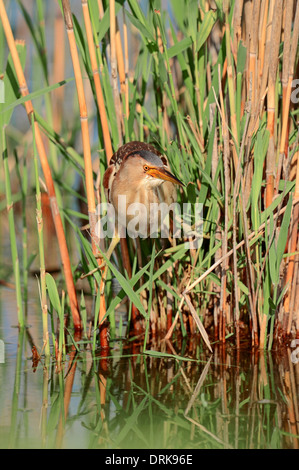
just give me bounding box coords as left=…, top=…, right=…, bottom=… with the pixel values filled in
left=127, top=182, right=162, bottom=209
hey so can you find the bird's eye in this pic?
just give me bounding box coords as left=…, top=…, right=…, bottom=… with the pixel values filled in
left=144, top=165, right=149, bottom=171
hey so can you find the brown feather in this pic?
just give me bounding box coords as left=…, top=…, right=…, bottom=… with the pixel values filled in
left=110, top=141, right=168, bottom=167
left=102, top=141, right=179, bottom=237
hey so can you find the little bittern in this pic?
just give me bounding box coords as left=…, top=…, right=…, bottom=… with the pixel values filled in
left=91, top=141, right=184, bottom=284
left=103, top=141, right=184, bottom=238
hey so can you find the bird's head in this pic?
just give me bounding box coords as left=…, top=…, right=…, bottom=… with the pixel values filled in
left=121, top=149, right=184, bottom=189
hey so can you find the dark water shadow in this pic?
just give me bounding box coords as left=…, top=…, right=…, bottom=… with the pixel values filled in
left=0, top=322, right=298, bottom=449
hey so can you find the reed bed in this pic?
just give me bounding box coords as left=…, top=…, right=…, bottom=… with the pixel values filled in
left=0, top=0, right=298, bottom=356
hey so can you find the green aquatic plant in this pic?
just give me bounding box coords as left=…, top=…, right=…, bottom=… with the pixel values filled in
left=0, top=0, right=298, bottom=355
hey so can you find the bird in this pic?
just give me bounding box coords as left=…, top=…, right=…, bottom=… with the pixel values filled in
left=98, top=141, right=184, bottom=275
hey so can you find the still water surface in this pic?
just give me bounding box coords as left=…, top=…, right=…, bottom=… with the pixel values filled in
left=0, top=277, right=298, bottom=450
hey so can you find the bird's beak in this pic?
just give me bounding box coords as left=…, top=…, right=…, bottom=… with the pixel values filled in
left=148, top=167, right=185, bottom=186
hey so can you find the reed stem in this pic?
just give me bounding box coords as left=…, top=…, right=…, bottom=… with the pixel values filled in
left=81, top=0, right=113, bottom=162
left=0, top=0, right=81, bottom=331
left=32, top=114, right=50, bottom=357
left=1, top=127, right=24, bottom=328
left=265, top=0, right=283, bottom=208
left=110, top=0, right=123, bottom=145
left=61, top=0, right=110, bottom=346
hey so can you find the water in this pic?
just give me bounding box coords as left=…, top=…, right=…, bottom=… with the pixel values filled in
left=0, top=204, right=298, bottom=450
left=0, top=276, right=298, bottom=450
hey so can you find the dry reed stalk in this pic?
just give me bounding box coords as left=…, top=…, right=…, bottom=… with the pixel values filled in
left=61, top=0, right=110, bottom=348
left=110, top=0, right=123, bottom=144
left=247, top=0, right=260, bottom=135
left=280, top=4, right=299, bottom=335
left=164, top=295, right=184, bottom=341
left=183, top=294, right=213, bottom=352
left=280, top=2, right=299, bottom=158
left=61, top=0, right=96, bottom=232
left=122, top=7, right=129, bottom=119
left=294, top=237, right=299, bottom=336
left=242, top=0, right=252, bottom=73
left=95, top=0, right=116, bottom=336
left=0, top=0, right=81, bottom=331
left=281, top=0, right=293, bottom=80
left=97, top=0, right=104, bottom=19
left=82, top=0, right=113, bottom=340
left=81, top=0, right=113, bottom=162
left=274, top=0, right=294, bottom=195
left=156, top=24, right=168, bottom=145
left=284, top=150, right=299, bottom=336
left=115, top=18, right=127, bottom=117
left=232, top=0, right=244, bottom=53
left=186, top=115, right=204, bottom=153
left=224, top=1, right=238, bottom=168
left=109, top=0, right=138, bottom=332
left=166, top=265, right=174, bottom=331
left=265, top=0, right=283, bottom=209
left=258, top=0, right=274, bottom=112
left=258, top=0, right=269, bottom=79
left=288, top=238, right=299, bottom=335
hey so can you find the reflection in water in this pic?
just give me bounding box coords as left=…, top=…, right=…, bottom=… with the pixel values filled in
left=0, top=214, right=298, bottom=450
left=0, top=325, right=298, bottom=449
